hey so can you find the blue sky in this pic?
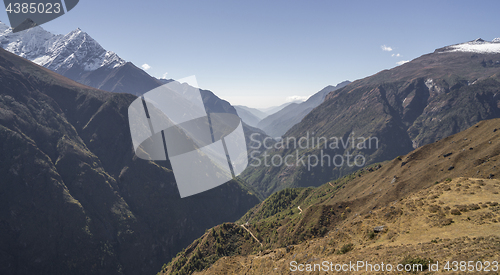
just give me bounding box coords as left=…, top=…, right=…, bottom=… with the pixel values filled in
left=1, top=0, right=499, bottom=108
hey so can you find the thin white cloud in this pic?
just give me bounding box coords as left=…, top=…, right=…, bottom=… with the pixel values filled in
left=285, top=95, right=311, bottom=103
left=396, top=60, right=410, bottom=65
left=381, top=45, right=393, bottom=52
left=391, top=53, right=401, bottom=57
left=141, top=63, right=151, bottom=70
left=161, top=72, right=169, bottom=79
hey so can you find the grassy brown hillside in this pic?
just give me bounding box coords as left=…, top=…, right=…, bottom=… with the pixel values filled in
left=161, top=118, right=500, bottom=274
left=195, top=177, right=500, bottom=274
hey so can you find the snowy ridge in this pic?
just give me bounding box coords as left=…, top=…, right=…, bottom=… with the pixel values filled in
left=442, top=38, right=500, bottom=54
left=0, top=21, right=126, bottom=72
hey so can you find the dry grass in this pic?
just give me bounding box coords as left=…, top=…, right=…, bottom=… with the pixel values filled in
left=195, top=178, right=500, bottom=274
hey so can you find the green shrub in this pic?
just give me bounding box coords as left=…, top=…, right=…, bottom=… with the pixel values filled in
left=339, top=243, right=354, bottom=254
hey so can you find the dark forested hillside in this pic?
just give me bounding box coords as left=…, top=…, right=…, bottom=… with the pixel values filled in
left=0, top=48, right=259, bottom=275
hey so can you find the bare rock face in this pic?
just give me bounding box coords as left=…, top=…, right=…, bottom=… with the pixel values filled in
left=374, top=225, right=385, bottom=233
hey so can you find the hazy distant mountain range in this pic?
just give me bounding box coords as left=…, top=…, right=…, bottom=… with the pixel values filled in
left=235, top=82, right=350, bottom=134
left=234, top=106, right=265, bottom=127
left=256, top=81, right=350, bottom=137
left=234, top=102, right=301, bottom=128
left=259, top=101, right=299, bottom=115
left=235, top=105, right=268, bottom=120
left=235, top=101, right=303, bottom=128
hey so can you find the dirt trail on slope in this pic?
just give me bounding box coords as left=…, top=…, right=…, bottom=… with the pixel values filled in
left=241, top=225, right=262, bottom=246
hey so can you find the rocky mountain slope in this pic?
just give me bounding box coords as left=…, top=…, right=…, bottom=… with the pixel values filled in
left=241, top=39, right=500, bottom=198
left=257, top=81, right=350, bottom=137
left=161, top=118, right=500, bottom=274
left=0, top=47, right=260, bottom=275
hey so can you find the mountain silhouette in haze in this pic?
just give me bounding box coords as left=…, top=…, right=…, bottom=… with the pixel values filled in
left=256, top=81, right=350, bottom=137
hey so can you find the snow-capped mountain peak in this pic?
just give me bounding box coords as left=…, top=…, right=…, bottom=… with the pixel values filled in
left=0, top=21, right=10, bottom=33
left=0, top=20, right=126, bottom=73
left=440, top=38, right=500, bottom=54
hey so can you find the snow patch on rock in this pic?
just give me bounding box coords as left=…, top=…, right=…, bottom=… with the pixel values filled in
left=444, top=38, right=500, bottom=54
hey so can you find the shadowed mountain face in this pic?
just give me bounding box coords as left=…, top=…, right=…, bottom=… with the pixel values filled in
left=0, top=48, right=259, bottom=275
left=241, top=43, right=500, bottom=198
left=68, top=61, right=166, bottom=96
